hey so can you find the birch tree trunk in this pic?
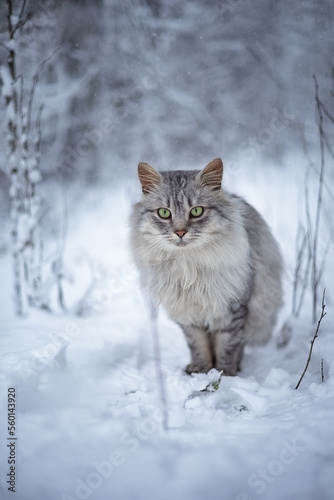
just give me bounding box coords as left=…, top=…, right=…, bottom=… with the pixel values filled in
left=4, top=0, right=26, bottom=315
left=0, top=0, right=44, bottom=315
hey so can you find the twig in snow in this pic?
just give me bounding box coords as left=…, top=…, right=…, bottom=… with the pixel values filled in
left=149, top=302, right=168, bottom=430
left=200, top=371, right=224, bottom=392
left=295, top=289, right=327, bottom=389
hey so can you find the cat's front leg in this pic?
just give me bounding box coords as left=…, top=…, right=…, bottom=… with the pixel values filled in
left=213, top=331, right=245, bottom=376
left=213, top=304, right=248, bottom=375
left=180, top=323, right=214, bottom=374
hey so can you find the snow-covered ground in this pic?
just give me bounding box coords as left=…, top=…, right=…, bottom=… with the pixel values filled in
left=0, top=168, right=333, bottom=500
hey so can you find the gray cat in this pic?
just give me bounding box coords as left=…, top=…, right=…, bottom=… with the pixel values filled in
left=129, top=158, right=283, bottom=375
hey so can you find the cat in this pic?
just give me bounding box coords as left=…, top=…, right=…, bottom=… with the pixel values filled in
left=129, top=158, right=283, bottom=375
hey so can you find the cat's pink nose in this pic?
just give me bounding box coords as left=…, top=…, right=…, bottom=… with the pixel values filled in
left=175, top=229, right=187, bottom=238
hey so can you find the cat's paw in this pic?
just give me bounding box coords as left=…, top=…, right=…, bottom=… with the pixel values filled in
left=185, top=362, right=213, bottom=374
left=214, top=364, right=238, bottom=376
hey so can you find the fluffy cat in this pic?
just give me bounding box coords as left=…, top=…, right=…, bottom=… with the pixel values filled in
left=129, top=158, right=283, bottom=375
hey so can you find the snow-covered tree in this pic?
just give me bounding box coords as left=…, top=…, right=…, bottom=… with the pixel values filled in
left=0, top=0, right=55, bottom=314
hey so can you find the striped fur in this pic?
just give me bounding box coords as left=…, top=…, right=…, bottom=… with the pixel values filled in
left=129, top=159, right=283, bottom=375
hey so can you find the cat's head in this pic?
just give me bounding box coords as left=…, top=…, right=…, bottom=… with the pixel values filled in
left=132, top=158, right=235, bottom=252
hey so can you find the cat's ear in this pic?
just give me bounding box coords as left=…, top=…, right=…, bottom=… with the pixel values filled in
left=198, top=158, right=223, bottom=190
left=138, top=162, right=161, bottom=193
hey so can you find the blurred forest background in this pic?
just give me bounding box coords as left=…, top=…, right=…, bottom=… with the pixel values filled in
left=1, top=0, right=333, bottom=185
left=0, top=0, right=333, bottom=314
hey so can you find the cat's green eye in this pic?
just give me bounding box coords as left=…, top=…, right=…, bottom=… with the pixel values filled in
left=158, top=208, right=171, bottom=219
left=190, top=206, right=203, bottom=217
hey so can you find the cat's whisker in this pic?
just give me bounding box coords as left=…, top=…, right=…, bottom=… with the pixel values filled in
left=143, top=239, right=171, bottom=261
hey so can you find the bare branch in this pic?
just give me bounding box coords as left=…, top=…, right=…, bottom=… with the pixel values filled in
left=35, top=102, right=44, bottom=164
left=295, top=289, right=327, bottom=389
left=321, top=359, right=324, bottom=383
left=312, top=74, right=326, bottom=323
left=15, top=74, right=25, bottom=145
left=322, top=130, right=334, bottom=161
left=292, top=163, right=313, bottom=318
left=53, top=182, right=69, bottom=312
left=13, top=12, right=32, bottom=35
left=26, top=46, right=60, bottom=151
left=0, top=41, right=11, bottom=53
left=317, top=237, right=332, bottom=285
left=292, top=225, right=308, bottom=316
left=6, top=0, right=14, bottom=37
left=74, top=249, right=98, bottom=316
left=320, top=101, right=334, bottom=126
left=18, top=0, right=27, bottom=22
left=296, top=120, right=334, bottom=204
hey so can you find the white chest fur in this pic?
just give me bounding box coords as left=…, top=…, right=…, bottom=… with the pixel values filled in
left=145, top=240, right=250, bottom=327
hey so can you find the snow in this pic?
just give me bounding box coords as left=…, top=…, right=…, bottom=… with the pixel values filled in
left=28, top=168, right=42, bottom=185
left=10, top=17, right=19, bottom=30
left=0, top=66, right=13, bottom=99
left=0, top=170, right=334, bottom=500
